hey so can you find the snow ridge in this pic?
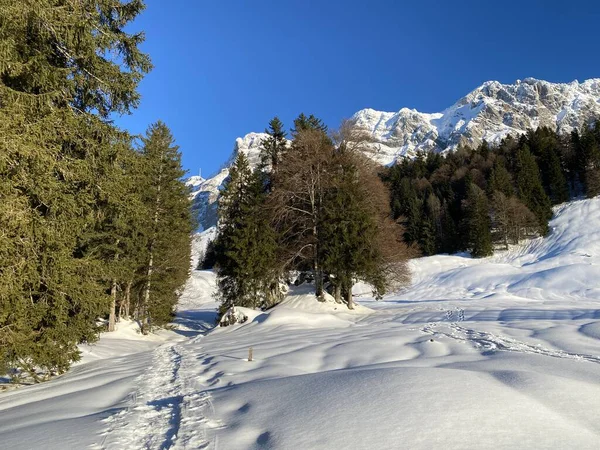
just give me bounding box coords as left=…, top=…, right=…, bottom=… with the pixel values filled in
left=352, top=77, right=600, bottom=165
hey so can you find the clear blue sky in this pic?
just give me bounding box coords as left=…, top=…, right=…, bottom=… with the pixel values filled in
left=116, top=0, right=600, bottom=178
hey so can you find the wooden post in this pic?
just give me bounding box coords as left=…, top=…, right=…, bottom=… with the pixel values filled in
left=248, top=347, right=253, bottom=362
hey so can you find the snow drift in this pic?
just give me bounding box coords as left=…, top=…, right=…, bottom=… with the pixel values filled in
left=2, top=198, right=600, bottom=449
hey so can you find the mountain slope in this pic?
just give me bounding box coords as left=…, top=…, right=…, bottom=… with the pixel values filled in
left=353, top=77, right=600, bottom=165
left=189, top=78, right=600, bottom=229
left=188, top=133, right=268, bottom=230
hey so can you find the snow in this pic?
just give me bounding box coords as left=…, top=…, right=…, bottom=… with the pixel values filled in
left=4, top=198, right=600, bottom=448
left=349, top=77, right=600, bottom=165
left=189, top=78, right=600, bottom=230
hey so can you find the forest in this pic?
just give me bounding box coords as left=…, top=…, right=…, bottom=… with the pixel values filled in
left=386, top=123, right=600, bottom=257
left=207, top=116, right=600, bottom=322
left=0, top=1, right=193, bottom=380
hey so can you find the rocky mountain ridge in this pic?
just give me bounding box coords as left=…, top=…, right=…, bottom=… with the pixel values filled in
left=189, top=78, right=600, bottom=230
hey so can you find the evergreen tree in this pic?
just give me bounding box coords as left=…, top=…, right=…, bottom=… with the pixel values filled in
left=137, top=122, right=193, bottom=333
left=319, top=142, right=409, bottom=308
left=291, top=113, right=328, bottom=137
left=260, top=117, right=288, bottom=171
left=462, top=184, right=492, bottom=257
left=488, top=158, right=514, bottom=197
left=215, top=154, right=280, bottom=319
left=543, top=148, right=570, bottom=204
left=580, top=126, right=600, bottom=197
left=418, top=217, right=436, bottom=256
left=0, top=0, right=151, bottom=378
left=515, top=145, right=552, bottom=234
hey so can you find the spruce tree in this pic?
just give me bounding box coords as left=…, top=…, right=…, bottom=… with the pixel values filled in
left=462, top=184, right=492, bottom=258
left=515, top=145, right=552, bottom=234
left=543, top=148, right=570, bottom=204
left=214, top=154, right=279, bottom=319
left=580, top=126, right=600, bottom=197
left=488, top=158, right=514, bottom=197
left=291, top=113, right=328, bottom=137
left=0, top=0, right=151, bottom=378
left=319, top=144, right=409, bottom=308
left=260, top=117, right=288, bottom=171
left=137, top=122, right=193, bottom=333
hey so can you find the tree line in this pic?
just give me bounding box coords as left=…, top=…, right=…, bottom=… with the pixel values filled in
left=0, top=1, right=193, bottom=381
left=385, top=123, right=600, bottom=257
left=207, top=115, right=600, bottom=321
left=207, top=116, right=412, bottom=323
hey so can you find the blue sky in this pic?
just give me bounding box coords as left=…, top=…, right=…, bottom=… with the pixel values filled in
left=116, top=0, right=600, bottom=178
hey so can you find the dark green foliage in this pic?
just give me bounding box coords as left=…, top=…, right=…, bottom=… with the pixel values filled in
left=291, top=113, right=328, bottom=136
left=260, top=117, right=288, bottom=170
left=488, top=158, right=514, bottom=197
left=515, top=145, right=552, bottom=234
left=579, top=124, right=600, bottom=197
left=319, top=151, right=386, bottom=303
left=543, top=148, right=570, bottom=204
left=137, top=122, right=194, bottom=332
left=0, top=0, right=154, bottom=379
left=1, top=3, right=193, bottom=379
left=214, top=119, right=411, bottom=314
left=462, top=184, right=493, bottom=257
left=384, top=123, right=593, bottom=257
left=214, top=154, right=279, bottom=317
left=418, top=217, right=436, bottom=256
left=199, top=240, right=218, bottom=270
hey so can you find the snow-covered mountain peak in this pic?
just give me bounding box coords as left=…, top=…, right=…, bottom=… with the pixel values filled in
left=351, top=77, right=600, bottom=164
left=188, top=132, right=269, bottom=230
left=232, top=132, right=268, bottom=169
left=191, top=78, right=600, bottom=229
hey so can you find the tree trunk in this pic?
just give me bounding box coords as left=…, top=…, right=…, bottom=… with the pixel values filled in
left=108, top=278, right=117, bottom=332
left=142, top=250, right=154, bottom=334
left=108, top=239, right=120, bottom=332
left=315, top=267, right=324, bottom=301
left=346, top=284, right=354, bottom=310
left=333, top=284, right=342, bottom=303
left=120, top=280, right=132, bottom=319
left=141, top=153, right=164, bottom=334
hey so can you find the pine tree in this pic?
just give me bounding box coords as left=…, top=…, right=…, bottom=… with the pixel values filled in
left=515, top=145, right=552, bottom=234
left=137, top=122, right=193, bottom=333
left=260, top=117, right=288, bottom=171
left=462, top=184, right=492, bottom=258
left=0, top=0, right=151, bottom=378
left=214, top=154, right=279, bottom=319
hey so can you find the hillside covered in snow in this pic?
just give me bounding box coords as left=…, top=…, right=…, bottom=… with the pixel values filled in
left=3, top=198, right=600, bottom=449
left=190, top=78, right=600, bottom=230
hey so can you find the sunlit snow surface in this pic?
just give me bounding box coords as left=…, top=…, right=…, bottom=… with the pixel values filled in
left=3, top=199, right=600, bottom=449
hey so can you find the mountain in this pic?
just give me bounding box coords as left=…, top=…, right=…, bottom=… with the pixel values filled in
left=188, top=133, right=268, bottom=230
left=189, top=78, right=600, bottom=229
left=353, top=77, right=600, bottom=165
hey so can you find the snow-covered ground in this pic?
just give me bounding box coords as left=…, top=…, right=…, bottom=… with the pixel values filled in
left=2, top=198, right=600, bottom=449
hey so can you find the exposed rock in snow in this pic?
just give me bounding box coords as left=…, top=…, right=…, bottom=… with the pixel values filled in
left=187, top=133, right=269, bottom=230
left=189, top=78, right=600, bottom=229
left=352, top=78, right=600, bottom=164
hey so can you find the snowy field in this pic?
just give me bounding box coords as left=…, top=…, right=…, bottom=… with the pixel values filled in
left=2, top=198, right=600, bottom=449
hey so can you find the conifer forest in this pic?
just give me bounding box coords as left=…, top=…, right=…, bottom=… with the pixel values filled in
left=0, top=1, right=193, bottom=380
